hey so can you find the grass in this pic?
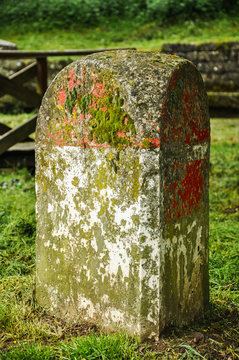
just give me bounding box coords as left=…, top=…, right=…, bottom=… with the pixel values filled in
left=0, top=118, right=238, bottom=359
left=0, top=113, right=36, bottom=132
left=0, top=333, right=158, bottom=360
left=0, top=169, right=35, bottom=278
left=209, top=120, right=239, bottom=306
left=1, top=15, right=239, bottom=52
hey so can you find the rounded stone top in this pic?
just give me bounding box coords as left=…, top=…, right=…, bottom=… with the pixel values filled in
left=36, top=50, right=209, bottom=150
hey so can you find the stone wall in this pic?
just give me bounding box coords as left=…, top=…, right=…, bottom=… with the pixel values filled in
left=162, top=42, right=239, bottom=110
left=0, top=39, right=17, bottom=50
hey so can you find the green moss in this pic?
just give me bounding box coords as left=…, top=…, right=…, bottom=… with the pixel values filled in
left=56, top=65, right=138, bottom=148
left=79, top=87, right=136, bottom=148
left=78, top=93, right=91, bottom=114
left=141, top=138, right=151, bottom=149
left=131, top=214, right=140, bottom=226
left=65, top=87, right=78, bottom=113
left=118, top=152, right=141, bottom=201
left=72, top=176, right=79, bottom=187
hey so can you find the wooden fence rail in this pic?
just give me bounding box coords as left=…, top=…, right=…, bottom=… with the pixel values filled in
left=0, top=47, right=136, bottom=159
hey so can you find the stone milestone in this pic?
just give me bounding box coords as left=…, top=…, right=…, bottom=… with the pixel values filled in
left=35, top=50, right=210, bottom=340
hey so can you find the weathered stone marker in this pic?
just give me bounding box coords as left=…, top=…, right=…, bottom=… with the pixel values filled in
left=35, top=50, right=210, bottom=340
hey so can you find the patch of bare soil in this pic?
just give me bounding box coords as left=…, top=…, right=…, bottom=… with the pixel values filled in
left=147, top=306, right=239, bottom=359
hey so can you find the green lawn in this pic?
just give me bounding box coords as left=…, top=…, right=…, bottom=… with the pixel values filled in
left=1, top=16, right=239, bottom=52
left=0, top=118, right=238, bottom=359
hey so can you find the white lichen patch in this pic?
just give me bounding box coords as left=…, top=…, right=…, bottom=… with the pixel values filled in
left=77, top=296, right=95, bottom=317
left=36, top=145, right=161, bottom=338
left=187, top=220, right=197, bottom=234
left=36, top=139, right=209, bottom=339
left=48, top=203, right=54, bottom=213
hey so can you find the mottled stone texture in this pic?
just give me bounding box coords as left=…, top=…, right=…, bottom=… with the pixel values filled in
left=35, top=50, right=210, bottom=340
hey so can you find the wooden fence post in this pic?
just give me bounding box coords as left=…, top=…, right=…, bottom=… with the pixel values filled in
left=37, top=57, right=48, bottom=96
